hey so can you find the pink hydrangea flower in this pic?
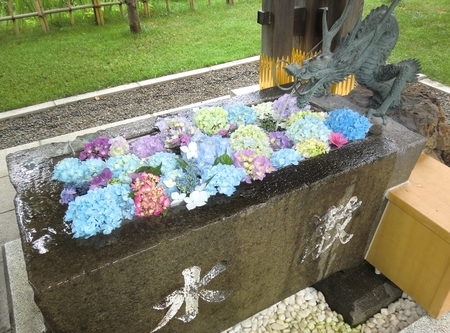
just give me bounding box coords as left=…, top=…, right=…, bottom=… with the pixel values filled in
left=131, top=172, right=170, bottom=217
left=330, top=132, right=349, bottom=148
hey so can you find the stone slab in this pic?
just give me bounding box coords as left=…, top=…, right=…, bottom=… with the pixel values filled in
left=3, top=240, right=46, bottom=333
left=6, top=87, right=426, bottom=333
left=0, top=248, right=12, bottom=333
left=313, top=261, right=403, bottom=326
left=0, top=211, right=20, bottom=247
left=0, top=177, right=15, bottom=214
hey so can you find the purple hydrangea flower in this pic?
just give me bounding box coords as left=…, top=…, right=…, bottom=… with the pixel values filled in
left=79, top=136, right=111, bottom=161
left=269, top=131, right=293, bottom=151
left=89, top=168, right=113, bottom=190
left=130, top=133, right=166, bottom=159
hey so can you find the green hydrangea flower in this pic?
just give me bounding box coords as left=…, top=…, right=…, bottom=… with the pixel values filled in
left=295, top=138, right=330, bottom=158
left=286, top=110, right=327, bottom=127
left=230, top=124, right=273, bottom=158
left=193, top=107, right=229, bottom=135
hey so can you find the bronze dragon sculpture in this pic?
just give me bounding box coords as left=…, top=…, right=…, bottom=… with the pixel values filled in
left=282, top=0, right=420, bottom=124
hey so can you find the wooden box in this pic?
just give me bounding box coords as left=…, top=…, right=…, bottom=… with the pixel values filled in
left=366, top=154, right=450, bottom=318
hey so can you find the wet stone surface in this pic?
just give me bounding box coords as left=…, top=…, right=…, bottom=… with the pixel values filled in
left=7, top=88, right=425, bottom=333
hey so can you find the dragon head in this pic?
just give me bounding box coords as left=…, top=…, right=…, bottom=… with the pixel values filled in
left=284, top=55, right=335, bottom=107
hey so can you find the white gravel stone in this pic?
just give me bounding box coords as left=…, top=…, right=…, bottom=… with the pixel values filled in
left=222, top=286, right=426, bottom=333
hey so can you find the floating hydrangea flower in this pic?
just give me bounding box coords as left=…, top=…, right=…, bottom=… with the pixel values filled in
left=325, top=108, right=372, bottom=141
left=330, top=132, right=349, bottom=148
left=286, top=115, right=331, bottom=143
left=65, top=183, right=134, bottom=238
left=201, top=164, right=246, bottom=196
left=129, top=133, right=166, bottom=158
left=105, top=154, right=142, bottom=184
left=145, top=152, right=180, bottom=176
left=79, top=136, right=111, bottom=160
left=89, top=168, right=113, bottom=190
left=156, top=116, right=199, bottom=149
left=109, top=136, right=130, bottom=157
left=131, top=172, right=170, bottom=217
left=269, top=131, right=293, bottom=151
left=188, top=134, right=232, bottom=173
left=175, top=159, right=201, bottom=194
left=286, top=110, right=327, bottom=127
left=184, top=184, right=210, bottom=210
left=225, top=104, right=257, bottom=127
left=251, top=101, right=274, bottom=120
left=60, top=186, right=77, bottom=204
left=272, top=94, right=300, bottom=120
left=295, top=138, right=330, bottom=158
left=230, top=124, right=273, bottom=158
left=233, top=149, right=276, bottom=183
left=180, top=142, right=199, bottom=160
left=270, top=148, right=303, bottom=168
left=53, top=158, right=88, bottom=183
left=193, top=107, right=229, bottom=135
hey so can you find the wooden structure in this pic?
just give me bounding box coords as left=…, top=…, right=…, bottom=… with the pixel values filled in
left=259, top=0, right=363, bottom=93
left=366, top=154, right=450, bottom=318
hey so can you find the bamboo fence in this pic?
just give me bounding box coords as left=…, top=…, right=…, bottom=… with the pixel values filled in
left=0, top=0, right=223, bottom=33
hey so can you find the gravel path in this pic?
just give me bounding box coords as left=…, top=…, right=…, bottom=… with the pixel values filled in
left=0, top=62, right=259, bottom=150
left=1, top=59, right=449, bottom=151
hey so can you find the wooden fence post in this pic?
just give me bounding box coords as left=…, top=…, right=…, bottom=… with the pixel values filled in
left=189, top=0, right=195, bottom=10
left=66, top=0, right=74, bottom=25
left=6, top=0, right=19, bottom=34
left=33, top=0, right=49, bottom=33
left=92, top=0, right=104, bottom=25
left=165, top=0, right=170, bottom=12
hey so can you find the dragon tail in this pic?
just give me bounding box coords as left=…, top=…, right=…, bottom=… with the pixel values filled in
left=398, top=58, right=421, bottom=83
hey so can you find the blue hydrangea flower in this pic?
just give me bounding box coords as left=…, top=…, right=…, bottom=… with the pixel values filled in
left=188, top=134, right=233, bottom=172
left=52, top=158, right=89, bottom=183
left=65, top=183, right=134, bottom=238
left=225, top=104, right=258, bottom=127
left=144, top=152, right=180, bottom=176
left=324, top=108, right=372, bottom=141
left=270, top=148, right=303, bottom=168
left=105, top=154, right=142, bottom=184
left=286, top=115, right=331, bottom=143
left=201, top=164, right=246, bottom=196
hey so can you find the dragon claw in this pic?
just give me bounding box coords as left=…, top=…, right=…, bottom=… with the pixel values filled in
left=366, top=108, right=388, bottom=125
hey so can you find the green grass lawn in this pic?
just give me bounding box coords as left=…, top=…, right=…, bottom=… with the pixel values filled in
left=0, top=0, right=448, bottom=112
left=364, top=0, right=450, bottom=87
left=0, top=1, right=261, bottom=111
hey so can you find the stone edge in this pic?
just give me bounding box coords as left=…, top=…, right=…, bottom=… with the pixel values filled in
left=3, top=240, right=46, bottom=333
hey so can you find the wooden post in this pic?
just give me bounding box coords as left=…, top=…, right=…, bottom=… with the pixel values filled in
left=189, top=0, right=195, bottom=10
left=259, top=0, right=363, bottom=94
left=66, top=0, right=74, bottom=26
left=33, top=0, right=49, bottom=33
left=6, top=0, right=19, bottom=34
left=166, top=0, right=170, bottom=12
left=142, top=0, right=150, bottom=17
left=259, top=0, right=295, bottom=89
left=92, top=0, right=104, bottom=25
left=119, top=0, right=125, bottom=17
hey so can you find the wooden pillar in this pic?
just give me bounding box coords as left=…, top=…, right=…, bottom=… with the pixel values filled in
left=92, top=0, right=104, bottom=25
left=259, top=0, right=363, bottom=94
left=259, top=0, right=295, bottom=89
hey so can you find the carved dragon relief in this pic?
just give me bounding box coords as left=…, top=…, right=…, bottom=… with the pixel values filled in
left=282, top=0, right=420, bottom=124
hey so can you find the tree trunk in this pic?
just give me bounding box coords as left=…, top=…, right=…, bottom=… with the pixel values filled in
left=126, top=0, right=141, bottom=33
